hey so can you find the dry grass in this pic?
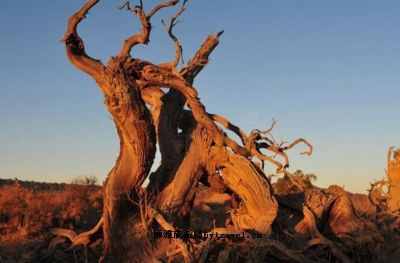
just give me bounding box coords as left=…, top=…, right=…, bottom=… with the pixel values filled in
left=2, top=178, right=400, bottom=262
left=0, top=178, right=102, bottom=245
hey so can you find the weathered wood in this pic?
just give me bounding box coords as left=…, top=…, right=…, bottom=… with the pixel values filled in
left=62, top=1, right=312, bottom=261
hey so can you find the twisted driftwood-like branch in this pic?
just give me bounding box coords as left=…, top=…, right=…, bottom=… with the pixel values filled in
left=49, top=218, right=104, bottom=249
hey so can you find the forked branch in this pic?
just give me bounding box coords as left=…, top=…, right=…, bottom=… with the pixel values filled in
left=211, top=114, right=313, bottom=174
left=119, top=0, right=180, bottom=57
left=161, top=0, right=189, bottom=68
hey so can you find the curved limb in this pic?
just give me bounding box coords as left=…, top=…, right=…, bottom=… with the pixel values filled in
left=248, top=118, right=277, bottom=141
left=281, top=138, right=313, bottom=156
left=65, top=0, right=105, bottom=79
left=210, top=113, right=248, bottom=146
left=119, top=0, right=180, bottom=57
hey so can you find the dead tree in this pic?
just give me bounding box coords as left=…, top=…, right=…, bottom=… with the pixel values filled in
left=387, top=147, right=400, bottom=212
left=57, top=0, right=312, bottom=261
left=367, top=147, right=400, bottom=213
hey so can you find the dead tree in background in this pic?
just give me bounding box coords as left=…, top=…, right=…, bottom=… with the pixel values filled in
left=386, top=147, right=400, bottom=212
left=58, top=0, right=312, bottom=261
left=367, top=147, right=400, bottom=213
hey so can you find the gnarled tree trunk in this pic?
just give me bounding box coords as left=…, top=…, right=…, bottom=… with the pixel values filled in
left=59, top=1, right=312, bottom=261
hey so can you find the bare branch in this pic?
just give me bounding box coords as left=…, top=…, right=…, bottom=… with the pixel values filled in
left=118, top=1, right=131, bottom=10
left=223, top=136, right=250, bottom=156
left=251, top=147, right=285, bottom=172
left=147, top=0, right=180, bottom=18
left=210, top=113, right=249, bottom=145
left=119, top=0, right=180, bottom=57
left=180, top=31, right=224, bottom=84
left=161, top=0, right=189, bottom=68
left=211, top=115, right=292, bottom=172
left=65, top=0, right=104, bottom=78
left=257, top=143, right=290, bottom=169
left=249, top=119, right=277, bottom=139
left=119, top=6, right=149, bottom=57
left=281, top=138, right=313, bottom=156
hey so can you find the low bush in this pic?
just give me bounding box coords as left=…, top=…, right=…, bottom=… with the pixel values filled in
left=0, top=178, right=102, bottom=244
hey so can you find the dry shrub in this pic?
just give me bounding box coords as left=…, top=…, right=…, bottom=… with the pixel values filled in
left=274, top=170, right=317, bottom=195
left=0, top=178, right=102, bottom=244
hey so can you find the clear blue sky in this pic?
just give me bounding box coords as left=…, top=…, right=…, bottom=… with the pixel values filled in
left=1, top=0, right=399, bottom=193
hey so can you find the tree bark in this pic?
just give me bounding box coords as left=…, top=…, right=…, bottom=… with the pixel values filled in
left=100, top=57, right=156, bottom=261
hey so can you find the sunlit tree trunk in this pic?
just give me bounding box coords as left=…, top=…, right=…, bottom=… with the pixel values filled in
left=59, top=1, right=313, bottom=261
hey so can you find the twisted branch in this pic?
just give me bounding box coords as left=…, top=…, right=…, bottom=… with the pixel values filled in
left=211, top=114, right=313, bottom=174
left=64, top=0, right=104, bottom=79
left=148, top=0, right=179, bottom=18
left=281, top=138, right=313, bottom=156
left=161, top=0, right=189, bottom=68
